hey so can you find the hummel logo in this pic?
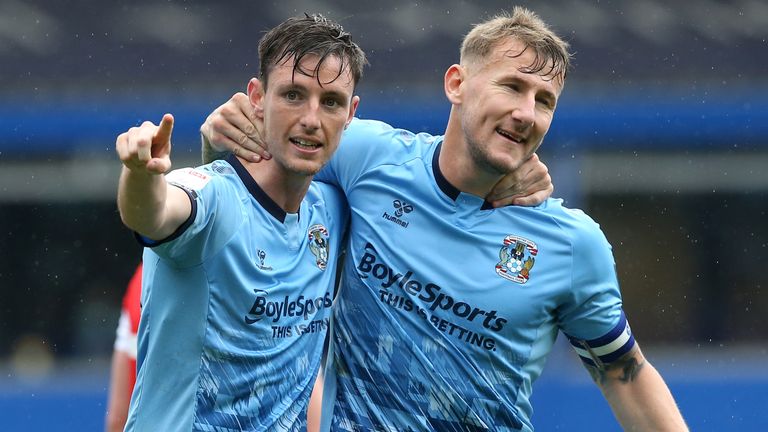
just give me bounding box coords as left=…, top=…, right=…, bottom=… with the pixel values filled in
left=382, top=199, right=413, bottom=228
left=393, top=200, right=413, bottom=217
left=256, top=249, right=273, bottom=270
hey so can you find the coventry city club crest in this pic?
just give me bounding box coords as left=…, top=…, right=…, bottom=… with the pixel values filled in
left=307, top=224, right=330, bottom=271
left=495, top=235, right=538, bottom=284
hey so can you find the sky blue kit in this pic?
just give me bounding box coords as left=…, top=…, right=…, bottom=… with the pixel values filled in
left=126, top=155, right=348, bottom=432
left=317, top=119, right=635, bottom=431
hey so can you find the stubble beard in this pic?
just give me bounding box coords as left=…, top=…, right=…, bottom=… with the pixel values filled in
left=465, top=133, right=525, bottom=177
left=280, top=157, right=323, bottom=177
left=461, top=111, right=524, bottom=177
left=269, top=140, right=325, bottom=177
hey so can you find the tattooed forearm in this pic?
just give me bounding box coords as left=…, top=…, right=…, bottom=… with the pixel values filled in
left=201, top=136, right=229, bottom=164
left=586, top=353, right=646, bottom=385
left=615, top=356, right=645, bottom=383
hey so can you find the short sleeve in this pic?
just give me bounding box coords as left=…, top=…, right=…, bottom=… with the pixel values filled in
left=557, top=212, right=635, bottom=366
left=123, top=264, right=143, bottom=333
left=144, top=164, right=243, bottom=267
left=114, top=265, right=142, bottom=359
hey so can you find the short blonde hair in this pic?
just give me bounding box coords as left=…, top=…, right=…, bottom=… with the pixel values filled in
left=460, top=7, right=571, bottom=85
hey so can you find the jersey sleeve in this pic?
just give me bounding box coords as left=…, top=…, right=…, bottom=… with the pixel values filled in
left=140, top=163, right=243, bottom=267
left=557, top=211, right=636, bottom=367
left=123, top=264, right=143, bottom=334
left=314, top=118, right=414, bottom=192
left=114, top=264, right=143, bottom=358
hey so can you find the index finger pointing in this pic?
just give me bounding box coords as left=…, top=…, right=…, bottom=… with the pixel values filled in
left=154, top=113, right=175, bottom=144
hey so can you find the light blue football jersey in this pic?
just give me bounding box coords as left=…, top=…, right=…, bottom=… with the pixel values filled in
left=316, top=119, right=635, bottom=432
left=125, top=155, right=348, bottom=432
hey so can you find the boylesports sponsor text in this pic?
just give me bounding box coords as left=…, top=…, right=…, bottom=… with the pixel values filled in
left=357, top=243, right=508, bottom=351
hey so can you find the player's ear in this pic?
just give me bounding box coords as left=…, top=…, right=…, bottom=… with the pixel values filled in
left=346, top=95, right=360, bottom=129
left=247, top=78, right=265, bottom=118
left=444, top=64, right=465, bottom=104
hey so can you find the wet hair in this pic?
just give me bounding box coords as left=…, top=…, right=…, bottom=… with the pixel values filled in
left=258, top=13, right=367, bottom=90
left=460, top=7, right=571, bottom=86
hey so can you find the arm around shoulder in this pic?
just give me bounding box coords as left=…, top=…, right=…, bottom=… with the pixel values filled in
left=200, top=91, right=268, bottom=164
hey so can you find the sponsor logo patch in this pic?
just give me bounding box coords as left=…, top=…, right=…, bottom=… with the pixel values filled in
left=165, top=167, right=212, bottom=191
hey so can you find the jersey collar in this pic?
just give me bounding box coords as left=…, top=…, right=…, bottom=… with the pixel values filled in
left=431, top=142, right=494, bottom=210
left=226, top=154, right=290, bottom=223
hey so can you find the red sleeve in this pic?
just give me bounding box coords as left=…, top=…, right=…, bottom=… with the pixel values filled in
left=122, top=263, right=143, bottom=334
left=122, top=263, right=142, bottom=396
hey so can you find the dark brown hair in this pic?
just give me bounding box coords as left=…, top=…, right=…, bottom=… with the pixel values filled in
left=258, top=14, right=367, bottom=89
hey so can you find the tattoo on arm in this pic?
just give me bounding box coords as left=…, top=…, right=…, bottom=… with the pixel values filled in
left=201, top=136, right=229, bottom=164
left=586, top=351, right=646, bottom=385
left=613, top=356, right=645, bottom=383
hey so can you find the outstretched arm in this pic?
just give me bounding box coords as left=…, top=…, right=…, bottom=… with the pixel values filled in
left=588, top=345, right=688, bottom=431
left=116, top=114, right=191, bottom=240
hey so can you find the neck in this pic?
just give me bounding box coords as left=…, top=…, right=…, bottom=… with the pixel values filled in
left=439, top=110, right=504, bottom=198
left=240, top=156, right=312, bottom=214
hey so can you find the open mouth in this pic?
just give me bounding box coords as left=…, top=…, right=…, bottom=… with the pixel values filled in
left=495, top=128, right=524, bottom=144
left=289, top=137, right=322, bottom=150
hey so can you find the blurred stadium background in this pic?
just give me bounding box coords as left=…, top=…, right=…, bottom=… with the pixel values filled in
left=1, top=0, right=766, bottom=430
